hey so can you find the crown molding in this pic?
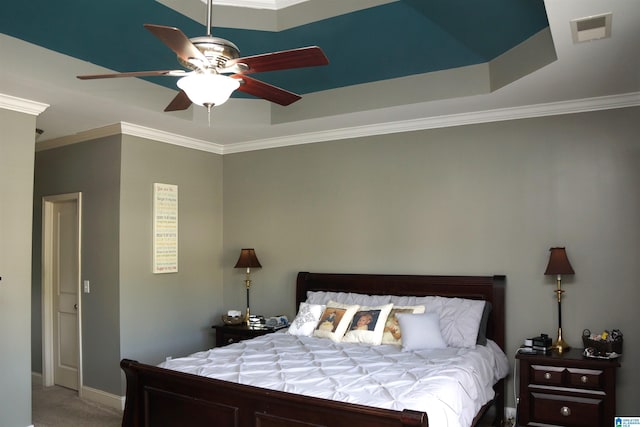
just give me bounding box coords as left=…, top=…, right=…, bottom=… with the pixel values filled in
left=35, top=92, right=639, bottom=154
left=222, top=91, right=640, bottom=154
left=0, top=93, right=49, bottom=115
left=35, top=124, right=122, bottom=152
left=36, top=122, right=223, bottom=154
left=120, top=123, right=224, bottom=154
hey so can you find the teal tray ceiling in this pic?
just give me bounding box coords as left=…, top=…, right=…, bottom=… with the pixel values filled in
left=1, top=0, right=550, bottom=99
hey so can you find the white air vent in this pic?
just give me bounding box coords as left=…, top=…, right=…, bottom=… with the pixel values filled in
left=570, top=12, right=612, bottom=43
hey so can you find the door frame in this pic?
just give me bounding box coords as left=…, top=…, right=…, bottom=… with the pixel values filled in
left=41, top=192, right=83, bottom=394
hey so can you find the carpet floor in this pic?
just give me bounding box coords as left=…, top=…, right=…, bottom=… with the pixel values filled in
left=32, top=384, right=122, bottom=427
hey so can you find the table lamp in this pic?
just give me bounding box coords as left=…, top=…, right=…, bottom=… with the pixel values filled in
left=234, top=248, right=262, bottom=325
left=544, top=247, right=575, bottom=353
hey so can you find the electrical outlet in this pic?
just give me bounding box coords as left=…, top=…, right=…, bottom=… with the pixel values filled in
left=503, top=407, right=516, bottom=427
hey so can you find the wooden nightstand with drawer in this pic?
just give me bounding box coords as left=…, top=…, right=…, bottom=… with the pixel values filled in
left=516, top=348, right=620, bottom=426
left=212, top=324, right=275, bottom=347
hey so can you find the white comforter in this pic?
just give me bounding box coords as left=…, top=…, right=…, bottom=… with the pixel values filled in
left=159, top=333, right=509, bottom=427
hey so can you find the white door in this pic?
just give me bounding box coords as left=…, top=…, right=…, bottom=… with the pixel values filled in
left=42, top=193, right=82, bottom=391
left=52, top=199, right=79, bottom=389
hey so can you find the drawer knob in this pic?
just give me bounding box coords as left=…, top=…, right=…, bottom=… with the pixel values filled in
left=544, top=372, right=552, bottom=380
left=560, top=406, right=571, bottom=417
left=581, top=375, right=589, bottom=384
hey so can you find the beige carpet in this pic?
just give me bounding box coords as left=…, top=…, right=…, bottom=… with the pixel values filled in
left=32, top=384, right=122, bottom=427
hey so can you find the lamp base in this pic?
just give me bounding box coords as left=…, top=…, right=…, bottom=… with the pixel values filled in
left=245, top=307, right=251, bottom=326
left=552, top=327, right=571, bottom=354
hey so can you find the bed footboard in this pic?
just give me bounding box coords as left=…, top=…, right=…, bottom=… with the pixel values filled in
left=121, top=359, right=428, bottom=427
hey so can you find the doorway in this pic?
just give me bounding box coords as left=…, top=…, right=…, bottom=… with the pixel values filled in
left=41, top=193, right=83, bottom=394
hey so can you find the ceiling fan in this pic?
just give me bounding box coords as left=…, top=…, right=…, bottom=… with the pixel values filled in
left=77, top=0, right=329, bottom=112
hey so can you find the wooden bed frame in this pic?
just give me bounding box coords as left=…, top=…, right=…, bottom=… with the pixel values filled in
left=121, top=272, right=506, bottom=427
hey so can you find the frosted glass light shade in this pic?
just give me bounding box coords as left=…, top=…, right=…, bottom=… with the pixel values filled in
left=177, top=73, right=240, bottom=107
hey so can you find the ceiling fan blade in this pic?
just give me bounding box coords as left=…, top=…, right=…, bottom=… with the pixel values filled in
left=144, top=24, right=209, bottom=67
left=227, top=46, right=328, bottom=75
left=77, top=70, right=187, bottom=80
left=164, top=90, right=193, bottom=112
left=233, top=75, right=301, bottom=106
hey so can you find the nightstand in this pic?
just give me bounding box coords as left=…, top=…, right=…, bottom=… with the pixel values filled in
left=212, top=324, right=276, bottom=347
left=516, top=348, right=620, bottom=427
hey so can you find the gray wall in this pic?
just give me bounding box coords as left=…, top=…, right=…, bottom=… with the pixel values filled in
left=27, top=106, right=638, bottom=416
left=32, top=134, right=224, bottom=396
left=1, top=108, right=36, bottom=427
left=118, top=135, right=224, bottom=373
left=33, top=136, right=122, bottom=393
left=223, top=107, right=640, bottom=415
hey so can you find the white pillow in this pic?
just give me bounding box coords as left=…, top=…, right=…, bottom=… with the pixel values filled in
left=287, top=302, right=326, bottom=336
left=427, top=297, right=485, bottom=348
left=308, top=292, right=485, bottom=348
left=425, top=296, right=485, bottom=348
left=396, top=312, right=447, bottom=351
left=306, top=291, right=391, bottom=306
left=306, top=291, right=346, bottom=305
left=381, top=305, right=426, bottom=345
left=313, top=301, right=360, bottom=342
left=342, top=303, right=393, bottom=345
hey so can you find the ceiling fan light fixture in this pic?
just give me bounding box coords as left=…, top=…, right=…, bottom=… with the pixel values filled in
left=177, top=73, right=240, bottom=107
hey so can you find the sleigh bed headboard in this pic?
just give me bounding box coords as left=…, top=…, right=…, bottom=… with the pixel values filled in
left=295, top=272, right=506, bottom=351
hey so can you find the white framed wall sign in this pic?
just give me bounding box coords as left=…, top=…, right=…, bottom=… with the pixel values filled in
left=153, top=183, right=178, bottom=273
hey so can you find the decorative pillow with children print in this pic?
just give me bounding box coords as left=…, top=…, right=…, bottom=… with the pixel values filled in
left=313, top=301, right=360, bottom=342
left=380, top=305, right=426, bottom=345
left=342, top=303, right=393, bottom=345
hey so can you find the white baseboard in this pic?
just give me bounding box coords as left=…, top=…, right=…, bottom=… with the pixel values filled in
left=80, top=385, right=125, bottom=411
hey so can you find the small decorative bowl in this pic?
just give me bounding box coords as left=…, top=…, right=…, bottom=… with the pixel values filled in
left=221, top=315, right=243, bottom=325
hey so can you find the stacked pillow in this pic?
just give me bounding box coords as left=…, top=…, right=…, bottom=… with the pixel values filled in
left=381, top=305, right=426, bottom=345
left=396, top=312, right=447, bottom=350
left=342, top=303, right=393, bottom=345
left=287, top=302, right=326, bottom=337
left=287, top=291, right=490, bottom=351
left=312, top=301, right=361, bottom=342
